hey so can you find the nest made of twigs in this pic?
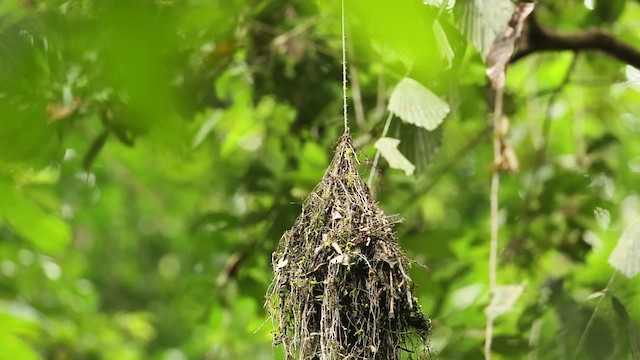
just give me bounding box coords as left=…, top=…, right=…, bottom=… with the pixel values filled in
left=266, top=131, right=431, bottom=360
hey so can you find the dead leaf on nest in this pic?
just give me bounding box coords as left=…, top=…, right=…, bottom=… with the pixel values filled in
left=47, top=98, right=81, bottom=122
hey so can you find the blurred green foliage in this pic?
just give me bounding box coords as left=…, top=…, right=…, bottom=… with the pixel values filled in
left=1, top=0, right=640, bottom=359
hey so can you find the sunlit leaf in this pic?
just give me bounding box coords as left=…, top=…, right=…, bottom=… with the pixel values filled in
left=485, top=284, right=524, bottom=319
left=436, top=17, right=468, bottom=69
left=433, top=19, right=455, bottom=68
left=388, top=77, right=450, bottom=131
left=625, top=65, right=640, bottom=91
left=454, top=0, right=515, bottom=59
left=0, top=306, right=40, bottom=360
left=0, top=335, right=39, bottom=360
left=374, top=137, right=415, bottom=176
left=423, top=0, right=455, bottom=10
left=585, top=291, right=606, bottom=302
left=192, top=110, right=222, bottom=149
left=0, top=182, right=70, bottom=254
left=594, top=207, right=610, bottom=230
left=608, top=220, right=640, bottom=278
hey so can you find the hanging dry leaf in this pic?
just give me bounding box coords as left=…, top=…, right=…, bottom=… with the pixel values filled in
left=491, top=115, right=520, bottom=172
left=485, top=3, right=535, bottom=90
left=46, top=98, right=81, bottom=122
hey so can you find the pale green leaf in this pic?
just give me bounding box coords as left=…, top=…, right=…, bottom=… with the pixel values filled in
left=608, top=220, right=640, bottom=278
left=454, top=0, right=515, bottom=59
left=433, top=19, right=455, bottom=68
left=192, top=110, right=222, bottom=149
left=388, top=77, right=450, bottom=131
left=0, top=335, right=39, bottom=360
left=0, top=309, right=40, bottom=360
left=423, top=0, right=455, bottom=10
left=625, top=65, right=640, bottom=91
left=485, top=284, right=525, bottom=319
left=374, top=137, right=415, bottom=176
left=594, top=207, right=610, bottom=230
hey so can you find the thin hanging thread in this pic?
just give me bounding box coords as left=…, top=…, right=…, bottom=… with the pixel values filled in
left=341, top=0, right=349, bottom=131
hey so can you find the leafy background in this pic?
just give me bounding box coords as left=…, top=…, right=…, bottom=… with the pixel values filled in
left=1, top=0, right=640, bottom=359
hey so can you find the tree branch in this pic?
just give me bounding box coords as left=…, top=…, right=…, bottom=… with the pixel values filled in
left=512, top=12, right=640, bottom=69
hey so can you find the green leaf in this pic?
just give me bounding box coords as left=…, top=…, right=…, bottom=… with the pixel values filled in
left=593, top=207, right=610, bottom=230
left=491, top=335, right=530, bottom=356
left=610, top=296, right=640, bottom=359
left=454, top=0, right=515, bottom=59
left=591, top=0, right=626, bottom=25
left=434, top=17, right=468, bottom=69
left=388, top=77, right=450, bottom=131
left=192, top=110, right=222, bottom=149
left=374, top=137, right=415, bottom=176
left=394, top=122, right=442, bottom=174
left=0, top=310, right=40, bottom=360
left=0, top=311, right=40, bottom=338
left=433, top=19, right=455, bottom=68
left=0, top=182, right=70, bottom=254
left=0, top=335, right=39, bottom=360
left=608, top=220, right=640, bottom=278
left=610, top=296, right=630, bottom=322
left=423, top=0, right=453, bottom=9
left=485, top=284, right=524, bottom=319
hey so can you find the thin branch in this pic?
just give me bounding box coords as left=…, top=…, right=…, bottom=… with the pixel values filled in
left=485, top=84, right=505, bottom=360
left=512, top=12, right=640, bottom=68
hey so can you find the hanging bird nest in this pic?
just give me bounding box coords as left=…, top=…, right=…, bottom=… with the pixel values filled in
left=266, top=131, right=431, bottom=360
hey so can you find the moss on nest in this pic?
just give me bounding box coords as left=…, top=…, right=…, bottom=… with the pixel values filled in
left=266, top=131, right=431, bottom=360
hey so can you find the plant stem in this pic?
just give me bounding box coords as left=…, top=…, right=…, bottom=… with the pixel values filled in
left=485, top=82, right=504, bottom=360
left=341, top=0, right=349, bottom=132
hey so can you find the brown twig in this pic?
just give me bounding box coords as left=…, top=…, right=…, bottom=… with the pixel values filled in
left=512, top=12, right=640, bottom=68
left=485, top=84, right=503, bottom=360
